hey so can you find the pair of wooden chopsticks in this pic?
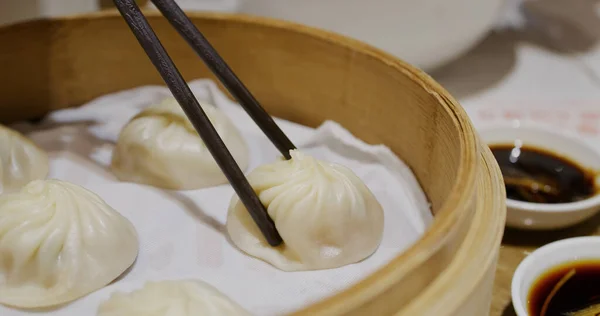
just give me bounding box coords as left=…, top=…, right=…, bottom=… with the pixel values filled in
left=113, top=0, right=295, bottom=246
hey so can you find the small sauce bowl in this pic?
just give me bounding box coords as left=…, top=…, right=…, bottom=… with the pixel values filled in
left=479, top=121, right=600, bottom=230
left=511, top=236, right=600, bottom=316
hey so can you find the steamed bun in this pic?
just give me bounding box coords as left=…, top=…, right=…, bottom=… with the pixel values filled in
left=0, top=180, right=138, bottom=308
left=0, top=124, right=48, bottom=194
left=227, top=150, right=384, bottom=271
left=111, top=97, right=248, bottom=190
left=97, top=279, right=251, bottom=316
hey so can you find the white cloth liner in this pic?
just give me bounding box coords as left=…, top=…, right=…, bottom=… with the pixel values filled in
left=4, top=79, right=432, bottom=316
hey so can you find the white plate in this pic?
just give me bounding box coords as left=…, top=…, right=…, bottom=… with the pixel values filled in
left=511, top=236, right=600, bottom=316
left=479, top=121, right=600, bottom=230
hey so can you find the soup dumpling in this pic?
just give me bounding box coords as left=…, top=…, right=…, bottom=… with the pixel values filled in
left=111, top=97, right=249, bottom=190
left=0, top=124, right=48, bottom=194
left=226, top=150, right=384, bottom=271
left=97, top=279, right=251, bottom=316
left=0, top=180, right=138, bottom=308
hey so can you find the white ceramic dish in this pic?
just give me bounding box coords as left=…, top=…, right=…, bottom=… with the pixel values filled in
left=511, top=236, right=600, bottom=316
left=478, top=121, right=600, bottom=230
left=238, top=0, right=506, bottom=70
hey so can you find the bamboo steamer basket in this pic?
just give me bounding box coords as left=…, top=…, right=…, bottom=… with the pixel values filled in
left=0, top=11, right=506, bottom=315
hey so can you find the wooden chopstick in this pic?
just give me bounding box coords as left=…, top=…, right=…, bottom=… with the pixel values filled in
left=113, top=0, right=283, bottom=247
left=150, top=0, right=296, bottom=160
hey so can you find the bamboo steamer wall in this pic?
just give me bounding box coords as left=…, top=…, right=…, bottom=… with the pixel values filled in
left=399, top=143, right=506, bottom=316
left=0, top=11, right=506, bottom=315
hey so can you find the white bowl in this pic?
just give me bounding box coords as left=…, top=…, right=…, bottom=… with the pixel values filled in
left=511, top=236, right=600, bottom=316
left=478, top=121, right=600, bottom=230
left=238, top=0, right=506, bottom=70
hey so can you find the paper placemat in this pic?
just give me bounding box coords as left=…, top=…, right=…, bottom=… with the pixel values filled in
left=3, top=79, right=432, bottom=316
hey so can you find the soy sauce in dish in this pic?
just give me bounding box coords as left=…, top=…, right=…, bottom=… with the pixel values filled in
left=489, top=144, right=597, bottom=203
left=528, top=260, right=600, bottom=316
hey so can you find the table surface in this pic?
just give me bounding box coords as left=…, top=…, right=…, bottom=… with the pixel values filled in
left=429, top=2, right=600, bottom=315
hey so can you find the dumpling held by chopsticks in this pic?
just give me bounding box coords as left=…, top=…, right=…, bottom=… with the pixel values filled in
left=111, top=97, right=249, bottom=190
left=226, top=150, right=384, bottom=271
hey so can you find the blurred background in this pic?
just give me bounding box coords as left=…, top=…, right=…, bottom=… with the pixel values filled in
left=1, top=0, right=599, bottom=117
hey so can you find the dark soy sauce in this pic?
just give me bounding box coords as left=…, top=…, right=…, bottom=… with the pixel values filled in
left=490, top=144, right=598, bottom=203
left=528, top=260, right=600, bottom=316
